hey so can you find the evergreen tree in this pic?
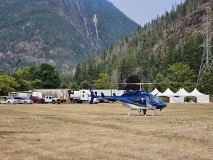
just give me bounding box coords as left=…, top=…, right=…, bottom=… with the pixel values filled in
left=87, top=63, right=97, bottom=84
left=37, top=63, right=60, bottom=89
left=197, top=68, right=213, bottom=95
left=73, top=63, right=82, bottom=85
left=182, top=34, right=203, bottom=78
left=153, top=73, right=169, bottom=92
left=79, top=80, right=90, bottom=89
left=60, top=83, right=68, bottom=89
left=165, top=62, right=196, bottom=92
left=93, top=73, right=115, bottom=89
left=69, top=82, right=79, bottom=90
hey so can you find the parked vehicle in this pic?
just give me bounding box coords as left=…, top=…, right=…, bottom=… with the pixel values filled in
left=14, top=97, right=33, bottom=104
left=44, top=96, right=61, bottom=104
left=68, top=90, right=98, bottom=103
left=0, top=96, right=17, bottom=104
left=34, top=89, right=68, bottom=103
left=29, top=96, right=45, bottom=104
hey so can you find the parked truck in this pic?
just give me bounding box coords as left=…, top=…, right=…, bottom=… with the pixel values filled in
left=29, top=95, right=45, bottom=104
left=44, top=96, right=61, bottom=104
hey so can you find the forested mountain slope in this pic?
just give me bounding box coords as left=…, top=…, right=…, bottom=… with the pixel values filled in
left=0, top=0, right=137, bottom=73
left=74, top=0, right=213, bottom=91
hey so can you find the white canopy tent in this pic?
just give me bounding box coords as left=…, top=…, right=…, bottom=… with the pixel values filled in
left=157, top=88, right=174, bottom=97
left=151, top=88, right=162, bottom=96
left=189, top=88, right=209, bottom=103
left=157, top=88, right=177, bottom=103
left=174, top=88, right=190, bottom=96
left=189, top=88, right=205, bottom=96
left=170, top=88, right=190, bottom=103
left=156, top=88, right=209, bottom=103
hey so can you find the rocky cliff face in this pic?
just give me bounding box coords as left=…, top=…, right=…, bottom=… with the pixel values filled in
left=0, top=0, right=137, bottom=73
left=153, top=2, right=213, bottom=54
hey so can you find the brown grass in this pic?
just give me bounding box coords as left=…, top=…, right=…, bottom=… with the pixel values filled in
left=0, top=102, right=213, bottom=160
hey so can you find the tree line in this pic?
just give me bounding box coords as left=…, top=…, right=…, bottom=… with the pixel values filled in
left=0, top=63, right=60, bottom=95
left=1, top=61, right=213, bottom=96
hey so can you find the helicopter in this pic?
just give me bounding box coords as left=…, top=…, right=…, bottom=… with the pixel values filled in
left=89, top=86, right=167, bottom=116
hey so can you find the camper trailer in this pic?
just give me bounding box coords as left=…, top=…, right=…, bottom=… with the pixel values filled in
left=8, top=91, right=41, bottom=98
left=34, top=89, right=99, bottom=103
left=34, top=89, right=69, bottom=103
left=92, top=89, right=126, bottom=102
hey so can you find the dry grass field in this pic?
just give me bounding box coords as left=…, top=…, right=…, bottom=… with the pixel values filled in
left=0, top=102, right=212, bottom=160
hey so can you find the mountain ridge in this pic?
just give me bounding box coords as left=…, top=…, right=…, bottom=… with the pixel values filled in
left=0, top=0, right=137, bottom=72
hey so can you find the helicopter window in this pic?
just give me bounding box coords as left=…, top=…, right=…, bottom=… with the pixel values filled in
left=134, top=99, right=140, bottom=104
left=150, top=96, right=163, bottom=103
left=141, top=98, right=146, bottom=104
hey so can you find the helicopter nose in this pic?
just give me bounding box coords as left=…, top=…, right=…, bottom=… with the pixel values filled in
left=156, top=103, right=167, bottom=109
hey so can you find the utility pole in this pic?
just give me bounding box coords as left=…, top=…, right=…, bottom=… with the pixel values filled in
left=197, top=7, right=213, bottom=82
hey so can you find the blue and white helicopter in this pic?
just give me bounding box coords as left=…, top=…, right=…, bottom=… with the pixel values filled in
left=89, top=86, right=167, bottom=116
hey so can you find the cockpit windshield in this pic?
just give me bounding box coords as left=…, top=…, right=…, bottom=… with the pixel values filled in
left=150, top=96, right=163, bottom=103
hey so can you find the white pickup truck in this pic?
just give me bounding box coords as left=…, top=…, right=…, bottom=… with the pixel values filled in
left=44, top=96, right=61, bottom=104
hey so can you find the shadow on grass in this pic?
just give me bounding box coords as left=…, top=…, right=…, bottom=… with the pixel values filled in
left=125, top=114, right=166, bottom=116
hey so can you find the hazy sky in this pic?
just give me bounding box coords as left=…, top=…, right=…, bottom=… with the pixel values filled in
left=107, top=0, right=183, bottom=26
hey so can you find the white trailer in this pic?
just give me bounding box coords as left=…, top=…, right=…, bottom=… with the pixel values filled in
left=34, top=89, right=70, bottom=103
left=32, top=92, right=42, bottom=98
left=93, top=89, right=126, bottom=97
left=69, top=91, right=80, bottom=103
left=68, top=90, right=90, bottom=103
left=8, top=91, right=42, bottom=98
left=78, top=90, right=99, bottom=103
left=92, top=89, right=126, bottom=103
left=115, top=90, right=126, bottom=96
left=67, top=89, right=98, bottom=103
